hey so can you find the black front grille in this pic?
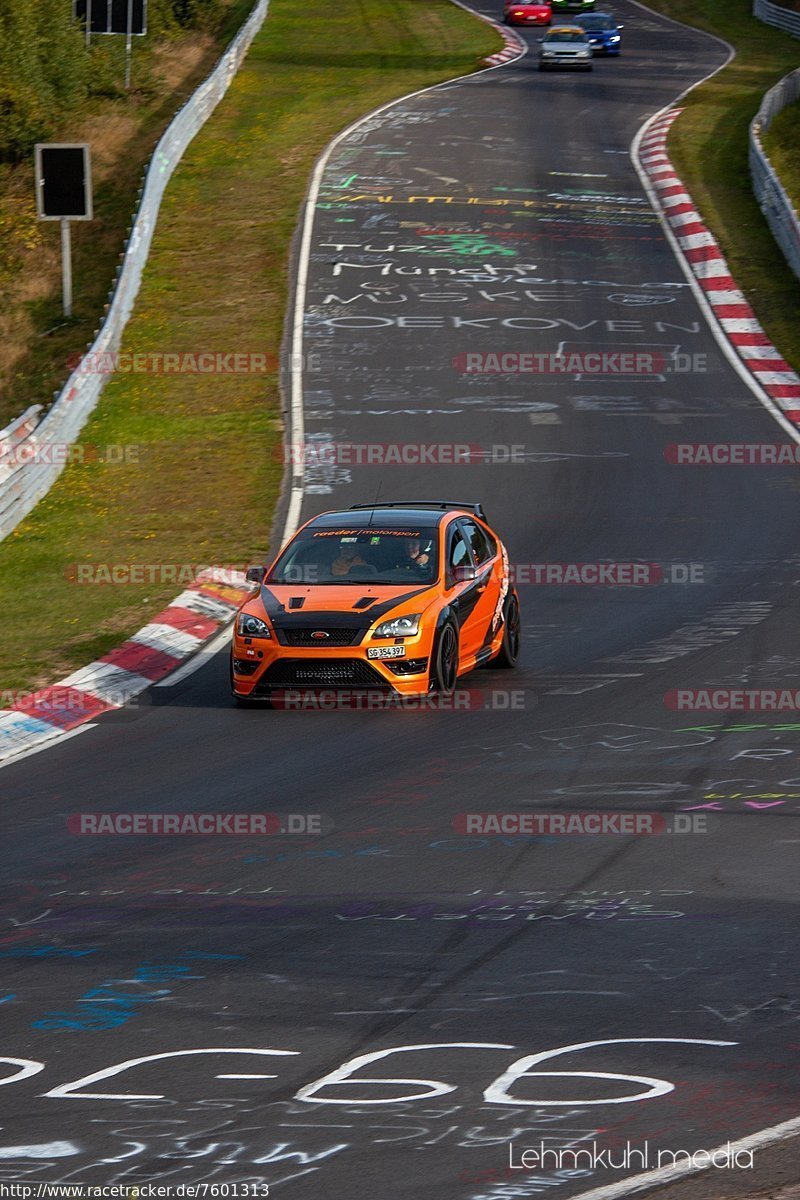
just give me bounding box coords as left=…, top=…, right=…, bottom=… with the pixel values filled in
left=281, top=628, right=362, bottom=647
left=261, top=658, right=391, bottom=690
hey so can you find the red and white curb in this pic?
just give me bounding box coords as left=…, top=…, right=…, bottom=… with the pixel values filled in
left=484, top=23, right=527, bottom=65
left=0, top=570, right=252, bottom=767
left=447, top=0, right=528, bottom=66
left=638, top=108, right=800, bottom=423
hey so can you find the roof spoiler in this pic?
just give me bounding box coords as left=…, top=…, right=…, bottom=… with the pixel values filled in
left=349, top=501, right=487, bottom=520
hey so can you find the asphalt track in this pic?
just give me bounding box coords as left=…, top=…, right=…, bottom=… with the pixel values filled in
left=1, top=3, right=799, bottom=1196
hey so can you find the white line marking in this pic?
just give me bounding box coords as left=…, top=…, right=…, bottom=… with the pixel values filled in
left=0, top=725, right=94, bottom=773
left=572, top=1114, right=800, bottom=1200
left=216, top=1073, right=279, bottom=1079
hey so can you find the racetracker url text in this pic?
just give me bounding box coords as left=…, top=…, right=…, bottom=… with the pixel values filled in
left=0, top=1186, right=269, bottom=1199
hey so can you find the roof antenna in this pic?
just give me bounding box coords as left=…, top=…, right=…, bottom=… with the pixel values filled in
left=367, top=479, right=383, bottom=527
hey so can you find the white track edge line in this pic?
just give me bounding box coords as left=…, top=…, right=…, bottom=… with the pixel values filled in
left=570, top=1113, right=800, bottom=1200
left=0, top=725, right=95, bottom=773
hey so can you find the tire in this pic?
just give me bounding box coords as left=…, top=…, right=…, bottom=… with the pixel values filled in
left=493, top=594, right=521, bottom=669
left=430, top=620, right=460, bottom=696
left=538, top=62, right=547, bottom=70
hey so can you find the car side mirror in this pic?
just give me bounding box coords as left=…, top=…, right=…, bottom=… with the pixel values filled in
left=452, top=565, right=477, bottom=583
left=246, top=565, right=266, bottom=585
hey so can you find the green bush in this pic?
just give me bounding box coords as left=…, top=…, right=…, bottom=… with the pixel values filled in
left=0, top=0, right=225, bottom=161
left=148, top=0, right=228, bottom=36
left=0, top=0, right=88, bottom=160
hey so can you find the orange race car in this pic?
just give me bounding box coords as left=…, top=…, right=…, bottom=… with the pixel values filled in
left=231, top=501, right=520, bottom=704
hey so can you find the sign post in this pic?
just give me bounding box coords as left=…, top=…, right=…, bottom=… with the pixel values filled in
left=34, top=145, right=94, bottom=319
left=74, top=0, right=147, bottom=86
left=60, top=221, right=74, bottom=318
left=125, top=0, right=134, bottom=91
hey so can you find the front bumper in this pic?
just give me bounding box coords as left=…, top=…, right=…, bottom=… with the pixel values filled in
left=540, top=52, right=592, bottom=66
left=231, top=636, right=432, bottom=698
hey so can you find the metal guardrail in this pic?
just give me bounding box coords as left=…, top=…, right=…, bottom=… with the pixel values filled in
left=0, top=0, right=269, bottom=542
left=753, top=0, right=800, bottom=37
left=749, top=67, right=800, bottom=283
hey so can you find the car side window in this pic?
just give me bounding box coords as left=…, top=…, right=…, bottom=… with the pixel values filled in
left=449, top=528, right=471, bottom=571
left=461, top=520, right=495, bottom=565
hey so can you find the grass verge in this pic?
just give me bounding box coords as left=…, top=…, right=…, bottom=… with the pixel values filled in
left=640, top=0, right=800, bottom=370
left=763, top=96, right=800, bottom=210
left=0, top=0, right=501, bottom=694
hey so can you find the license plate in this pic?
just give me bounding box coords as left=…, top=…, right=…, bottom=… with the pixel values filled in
left=367, top=646, right=406, bottom=660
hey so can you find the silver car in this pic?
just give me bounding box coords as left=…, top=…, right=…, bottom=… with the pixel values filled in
left=538, top=25, right=594, bottom=70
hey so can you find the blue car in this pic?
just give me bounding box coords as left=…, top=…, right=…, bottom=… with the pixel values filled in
left=574, top=11, right=623, bottom=53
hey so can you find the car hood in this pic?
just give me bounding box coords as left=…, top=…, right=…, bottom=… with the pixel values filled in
left=257, top=582, right=437, bottom=625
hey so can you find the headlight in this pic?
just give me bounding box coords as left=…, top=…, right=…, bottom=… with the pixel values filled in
left=609, top=34, right=620, bottom=40
left=372, top=614, right=421, bottom=639
left=237, top=612, right=272, bottom=638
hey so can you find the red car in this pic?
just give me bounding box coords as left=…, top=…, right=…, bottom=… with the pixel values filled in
left=504, top=0, right=552, bottom=25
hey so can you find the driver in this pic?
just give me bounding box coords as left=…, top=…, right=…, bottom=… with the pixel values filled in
left=400, top=537, right=430, bottom=570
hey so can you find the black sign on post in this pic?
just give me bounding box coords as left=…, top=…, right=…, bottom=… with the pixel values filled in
left=34, top=145, right=93, bottom=221
left=73, top=0, right=147, bottom=35
left=35, top=144, right=93, bottom=318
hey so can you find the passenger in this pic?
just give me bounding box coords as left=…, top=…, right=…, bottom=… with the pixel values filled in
left=331, top=541, right=369, bottom=577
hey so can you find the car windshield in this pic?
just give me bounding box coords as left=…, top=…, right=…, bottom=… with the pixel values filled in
left=267, top=527, right=440, bottom=586
left=577, top=15, right=615, bottom=28
left=546, top=30, right=586, bottom=41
